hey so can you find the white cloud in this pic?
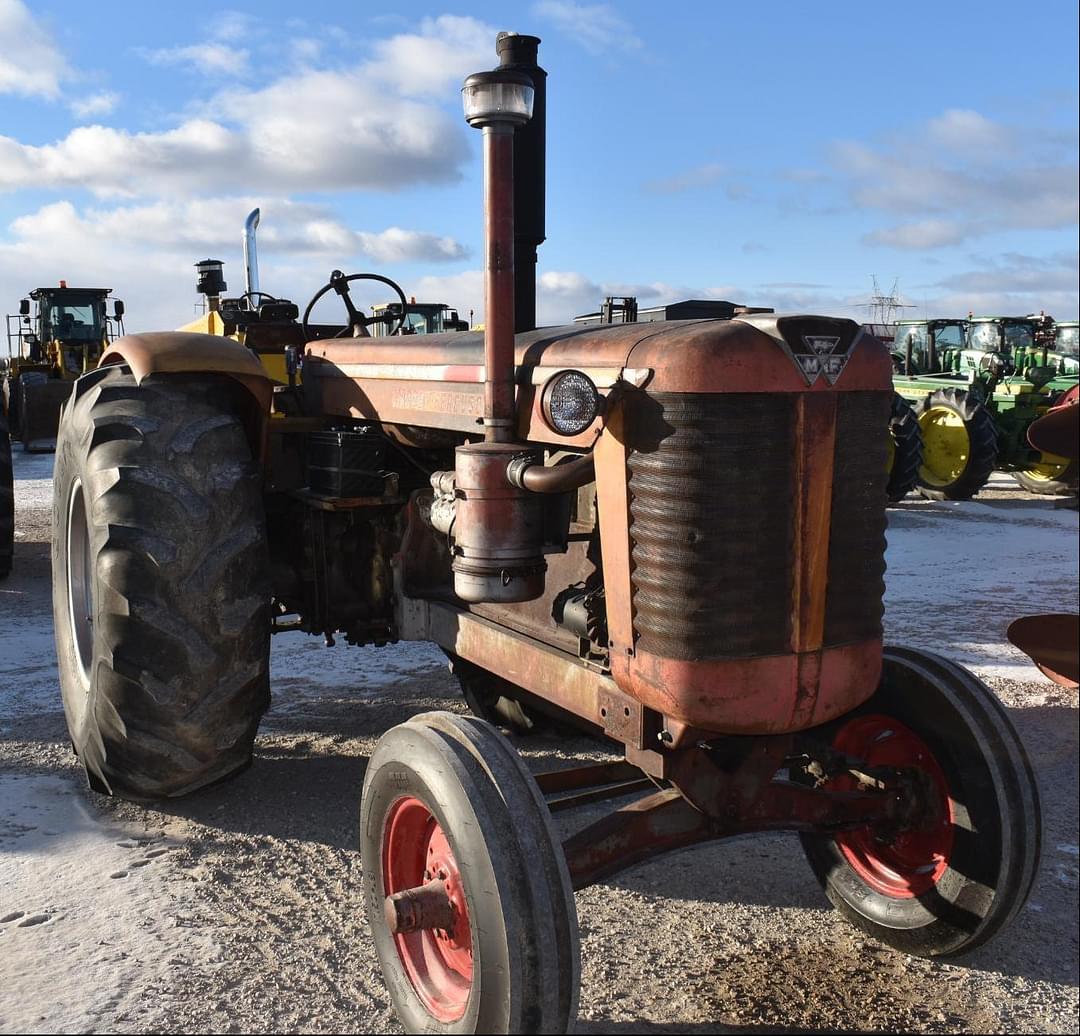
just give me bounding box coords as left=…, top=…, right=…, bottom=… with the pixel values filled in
left=534, top=1, right=642, bottom=53
left=833, top=109, right=1079, bottom=249
left=356, top=228, right=467, bottom=263
left=68, top=91, right=120, bottom=119
left=864, top=219, right=976, bottom=250
left=0, top=17, right=502, bottom=200
left=0, top=199, right=469, bottom=332
left=141, top=43, right=249, bottom=76
left=367, top=15, right=494, bottom=96
left=0, top=0, right=69, bottom=98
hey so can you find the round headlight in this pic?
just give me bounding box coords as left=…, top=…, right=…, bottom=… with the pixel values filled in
left=540, top=370, right=599, bottom=436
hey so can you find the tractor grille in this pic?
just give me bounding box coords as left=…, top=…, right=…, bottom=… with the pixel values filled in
left=824, top=392, right=890, bottom=644
left=625, top=391, right=889, bottom=661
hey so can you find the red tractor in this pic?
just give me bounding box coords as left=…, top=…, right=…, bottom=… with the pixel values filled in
left=51, top=33, right=1039, bottom=1034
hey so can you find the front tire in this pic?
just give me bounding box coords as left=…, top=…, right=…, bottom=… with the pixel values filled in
left=52, top=367, right=271, bottom=799
left=886, top=392, right=922, bottom=502
left=914, top=388, right=997, bottom=501
left=800, top=646, right=1040, bottom=958
left=361, top=712, right=579, bottom=1033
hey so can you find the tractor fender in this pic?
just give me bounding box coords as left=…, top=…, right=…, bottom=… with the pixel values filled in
left=97, top=332, right=273, bottom=462
left=100, top=332, right=273, bottom=411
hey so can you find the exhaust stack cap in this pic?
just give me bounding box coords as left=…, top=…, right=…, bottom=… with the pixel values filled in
left=462, top=69, right=534, bottom=127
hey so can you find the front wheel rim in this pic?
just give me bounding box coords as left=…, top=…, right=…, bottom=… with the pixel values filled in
left=66, top=477, right=94, bottom=689
left=832, top=714, right=954, bottom=898
left=382, top=796, right=473, bottom=1022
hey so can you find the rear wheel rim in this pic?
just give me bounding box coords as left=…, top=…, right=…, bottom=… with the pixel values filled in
left=832, top=714, right=954, bottom=898
left=1023, top=451, right=1070, bottom=482
left=66, top=477, right=94, bottom=689
left=382, top=796, right=473, bottom=1022
left=918, top=407, right=970, bottom=486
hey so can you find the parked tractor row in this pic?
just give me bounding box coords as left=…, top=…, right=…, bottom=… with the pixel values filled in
left=891, top=315, right=1079, bottom=499
left=42, top=32, right=1043, bottom=1033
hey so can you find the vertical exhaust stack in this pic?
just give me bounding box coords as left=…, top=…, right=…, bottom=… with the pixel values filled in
left=243, top=208, right=261, bottom=297
left=497, top=33, right=545, bottom=335
left=462, top=55, right=535, bottom=442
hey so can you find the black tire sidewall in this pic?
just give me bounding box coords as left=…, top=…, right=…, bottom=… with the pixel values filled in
left=52, top=387, right=101, bottom=758
left=361, top=725, right=516, bottom=1034
left=802, top=663, right=1006, bottom=956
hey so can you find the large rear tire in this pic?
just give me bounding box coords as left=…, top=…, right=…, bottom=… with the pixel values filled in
left=0, top=410, right=12, bottom=579
left=914, top=388, right=997, bottom=501
left=361, top=712, right=579, bottom=1033
left=52, top=366, right=271, bottom=799
left=1011, top=455, right=1078, bottom=496
left=886, top=392, right=922, bottom=503
left=800, top=646, right=1040, bottom=958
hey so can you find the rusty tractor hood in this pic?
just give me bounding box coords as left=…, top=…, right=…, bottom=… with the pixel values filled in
left=303, top=316, right=892, bottom=446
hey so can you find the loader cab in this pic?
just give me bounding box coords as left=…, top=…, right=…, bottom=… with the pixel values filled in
left=370, top=301, right=468, bottom=336
left=27, top=287, right=117, bottom=378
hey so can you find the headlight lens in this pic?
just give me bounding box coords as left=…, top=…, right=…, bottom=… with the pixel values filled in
left=541, top=370, right=599, bottom=436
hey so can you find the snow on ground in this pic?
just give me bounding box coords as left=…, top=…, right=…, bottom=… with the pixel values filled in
left=0, top=776, right=207, bottom=1035
left=883, top=473, right=1079, bottom=683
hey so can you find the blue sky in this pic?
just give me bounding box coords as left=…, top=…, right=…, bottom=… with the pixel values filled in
left=1, top=0, right=1077, bottom=332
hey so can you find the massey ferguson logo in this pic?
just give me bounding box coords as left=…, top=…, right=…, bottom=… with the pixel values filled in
left=791, top=334, right=852, bottom=385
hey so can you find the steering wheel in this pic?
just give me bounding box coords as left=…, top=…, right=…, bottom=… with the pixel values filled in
left=241, top=291, right=280, bottom=309
left=301, top=271, right=409, bottom=340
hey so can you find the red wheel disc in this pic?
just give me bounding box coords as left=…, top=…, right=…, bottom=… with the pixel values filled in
left=832, top=714, right=954, bottom=898
left=382, top=796, right=473, bottom=1022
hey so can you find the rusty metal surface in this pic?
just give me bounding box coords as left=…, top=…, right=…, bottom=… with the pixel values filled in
left=422, top=600, right=628, bottom=730
left=101, top=331, right=273, bottom=412
left=451, top=441, right=546, bottom=603
left=481, top=125, right=518, bottom=442
left=534, top=760, right=642, bottom=794
left=615, top=641, right=882, bottom=734
left=563, top=764, right=899, bottom=890
left=301, top=315, right=892, bottom=445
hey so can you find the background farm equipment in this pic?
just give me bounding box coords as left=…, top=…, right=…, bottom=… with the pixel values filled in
left=0, top=409, right=11, bottom=579
left=3, top=285, right=125, bottom=452
left=892, top=316, right=1079, bottom=498
left=49, top=31, right=1041, bottom=1034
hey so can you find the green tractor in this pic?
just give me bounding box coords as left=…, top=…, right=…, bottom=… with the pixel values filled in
left=1045, top=319, right=1079, bottom=377
left=3, top=285, right=126, bottom=452
left=891, top=316, right=1078, bottom=499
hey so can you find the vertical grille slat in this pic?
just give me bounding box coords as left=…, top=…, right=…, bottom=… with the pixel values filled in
left=825, top=392, right=890, bottom=644
left=625, top=391, right=889, bottom=661
left=626, top=394, right=795, bottom=659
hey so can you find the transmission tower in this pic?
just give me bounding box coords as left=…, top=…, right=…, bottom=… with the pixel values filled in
left=859, top=276, right=915, bottom=326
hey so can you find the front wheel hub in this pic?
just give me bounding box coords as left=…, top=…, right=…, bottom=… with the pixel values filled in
left=382, top=796, right=473, bottom=1022
left=831, top=714, right=954, bottom=898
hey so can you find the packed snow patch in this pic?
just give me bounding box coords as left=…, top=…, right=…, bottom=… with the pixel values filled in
left=0, top=775, right=205, bottom=1034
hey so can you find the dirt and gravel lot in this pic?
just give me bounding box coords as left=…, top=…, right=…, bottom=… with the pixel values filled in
left=1, top=452, right=1077, bottom=1034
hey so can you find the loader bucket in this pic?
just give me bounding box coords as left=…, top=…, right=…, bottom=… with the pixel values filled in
left=20, top=379, right=74, bottom=452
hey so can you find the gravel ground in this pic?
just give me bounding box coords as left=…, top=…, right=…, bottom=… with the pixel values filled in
left=1, top=454, right=1077, bottom=1034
